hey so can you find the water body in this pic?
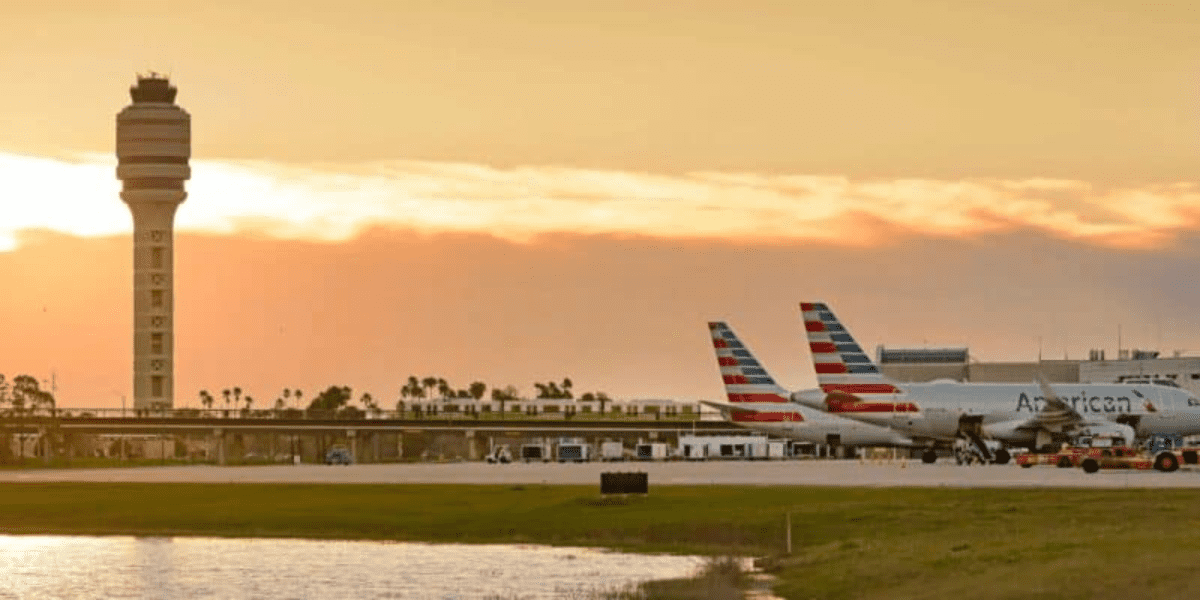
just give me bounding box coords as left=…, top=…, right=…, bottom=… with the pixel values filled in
left=0, top=535, right=704, bottom=599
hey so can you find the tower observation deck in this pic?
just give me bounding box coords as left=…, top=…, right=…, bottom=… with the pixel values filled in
left=116, top=74, right=190, bottom=409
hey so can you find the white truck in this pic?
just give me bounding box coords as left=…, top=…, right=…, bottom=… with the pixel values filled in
left=599, top=441, right=625, bottom=461
left=635, top=442, right=670, bottom=461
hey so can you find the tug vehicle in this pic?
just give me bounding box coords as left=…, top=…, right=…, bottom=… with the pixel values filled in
left=1016, top=432, right=1179, bottom=473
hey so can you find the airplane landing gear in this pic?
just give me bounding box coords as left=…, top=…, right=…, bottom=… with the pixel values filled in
left=993, top=448, right=1011, bottom=465
left=921, top=449, right=938, bottom=464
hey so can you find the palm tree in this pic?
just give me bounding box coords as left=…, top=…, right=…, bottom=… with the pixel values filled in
left=233, top=387, right=242, bottom=410
left=361, top=393, right=380, bottom=418
left=561, top=378, right=574, bottom=400
left=421, top=377, right=437, bottom=402
left=294, top=389, right=304, bottom=411
left=221, top=389, right=231, bottom=416
left=436, top=380, right=452, bottom=402
left=199, top=390, right=214, bottom=413
left=274, top=397, right=285, bottom=417
left=243, top=395, right=253, bottom=415
left=597, top=392, right=612, bottom=417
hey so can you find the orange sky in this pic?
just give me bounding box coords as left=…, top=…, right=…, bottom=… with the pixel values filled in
left=2, top=2, right=1200, bottom=407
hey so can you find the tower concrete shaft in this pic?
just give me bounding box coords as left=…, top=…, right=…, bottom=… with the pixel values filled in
left=116, top=75, right=190, bottom=410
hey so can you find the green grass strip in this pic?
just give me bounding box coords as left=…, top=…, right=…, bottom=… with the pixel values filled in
left=1, top=484, right=1199, bottom=599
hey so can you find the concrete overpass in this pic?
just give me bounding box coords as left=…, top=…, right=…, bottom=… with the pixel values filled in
left=2, top=414, right=748, bottom=465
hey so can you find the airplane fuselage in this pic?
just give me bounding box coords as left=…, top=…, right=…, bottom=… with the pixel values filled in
left=797, top=381, right=1200, bottom=445
left=739, top=416, right=915, bottom=447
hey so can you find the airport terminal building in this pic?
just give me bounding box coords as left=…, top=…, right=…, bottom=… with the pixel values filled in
left=878, top=346, right=1200, bottom=396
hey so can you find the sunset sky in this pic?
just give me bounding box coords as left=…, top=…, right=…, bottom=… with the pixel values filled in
left=2, top=2, right=1200, bottom=408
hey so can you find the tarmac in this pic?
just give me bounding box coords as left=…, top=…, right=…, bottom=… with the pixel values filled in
left=5, top=459, right=1200, bottom=488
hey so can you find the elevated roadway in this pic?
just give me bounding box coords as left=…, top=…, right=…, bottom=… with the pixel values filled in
left=5, top=415, right=738, bottom=436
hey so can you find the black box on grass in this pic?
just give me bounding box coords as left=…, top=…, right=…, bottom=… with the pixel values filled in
left=600, top=471, right=648, bottom=494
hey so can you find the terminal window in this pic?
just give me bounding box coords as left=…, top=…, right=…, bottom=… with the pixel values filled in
left=151, top=333, right=163, bottom=354
left=151, top=290, right=163, bottom=307
left=151, top=247, right=164, bottom=269
left=151, top=376, right=164, bottom=397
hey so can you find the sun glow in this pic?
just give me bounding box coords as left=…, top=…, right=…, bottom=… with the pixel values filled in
left=3, top=151, right=1199, bottom=252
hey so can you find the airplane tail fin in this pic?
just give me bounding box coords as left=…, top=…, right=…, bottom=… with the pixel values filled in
left=799, top=302, right=899, bottom=395
left=708, top=321, right=803, bottom=422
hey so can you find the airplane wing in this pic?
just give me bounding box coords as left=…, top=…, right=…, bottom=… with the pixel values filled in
left=1022, top=374, right=1083, bottom=432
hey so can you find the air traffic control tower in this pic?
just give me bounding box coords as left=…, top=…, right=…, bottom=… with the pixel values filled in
left=116, top=74, right=190, bottom=409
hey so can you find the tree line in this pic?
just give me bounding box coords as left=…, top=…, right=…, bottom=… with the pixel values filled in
left=0, top=374, right=56, bottom=416
left=196, top=376, right=614, bottom=417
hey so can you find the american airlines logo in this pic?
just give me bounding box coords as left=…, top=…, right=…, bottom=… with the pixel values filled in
left=1015, top=392, right=1140, bottom=414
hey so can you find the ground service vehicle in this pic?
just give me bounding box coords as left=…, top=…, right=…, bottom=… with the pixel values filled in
left=486, top=445, right=512, bottom=464
left=324, top=445, right=352, bottom=465
left=1016, top=441, right=1179, bottom=473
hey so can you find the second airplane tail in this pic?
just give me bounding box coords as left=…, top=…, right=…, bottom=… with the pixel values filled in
left=800, top=302, right=900, bottom=395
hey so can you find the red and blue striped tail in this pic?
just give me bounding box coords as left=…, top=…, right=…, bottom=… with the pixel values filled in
left=708, top=321, right=804, bottom=422
left=799, top=302, right=901, bottom=396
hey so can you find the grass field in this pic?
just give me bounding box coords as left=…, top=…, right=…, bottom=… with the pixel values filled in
left=1, top=483, right=1199, bottom=599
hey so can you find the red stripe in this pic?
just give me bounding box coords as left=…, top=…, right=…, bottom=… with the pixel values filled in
left=726, top=392, right=786, bottom=402
left=809, top=342, right=838, bottom=354
left=814, top=362, right=848, bottom=374
left=722, top=375, right=748, bottom=384
left=713, top=339, right=728, bottom=348
left=732, top=412, right=804, bottom=422
left=800, top=302, right=818, bottom=311
left=805, top=320, right=826, bottom=332
left=827, top=402, right=919, bottom=413
left=717, top=356, right=738, bottom=366
left=820, top=383, right=902, bottom=394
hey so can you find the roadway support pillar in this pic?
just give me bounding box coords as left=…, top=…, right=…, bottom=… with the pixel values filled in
left=372, top=433, right=380, bottom=464
left=39, top=427, right=50, bottom=465
left=397, top=433, right=404, bottom=460
left=466, top=429, right=478, bottom=461
left=348, top=430, right=357, bottom=462
left=214, top=428, right=225, bottom=466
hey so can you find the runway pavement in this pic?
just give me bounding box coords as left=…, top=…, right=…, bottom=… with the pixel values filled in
left=4, top=459, right=1200, bottom=488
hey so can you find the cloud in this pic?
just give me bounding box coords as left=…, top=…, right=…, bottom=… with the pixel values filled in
left=3, top=151, right=1199, bottom=252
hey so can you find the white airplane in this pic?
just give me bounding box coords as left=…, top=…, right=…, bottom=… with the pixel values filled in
left=790, top=301, right=1200, bottom=464
left=702, top=321, right=915, bottom=451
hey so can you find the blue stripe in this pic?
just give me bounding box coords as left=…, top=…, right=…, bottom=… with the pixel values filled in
left=732, top=349, right=752, bottom=358
left=848, top=365, right=878, bottom=373
left=831, top=333, right=854, bottom=343
left=825, top=323, right=845, bottom=332
left=835, top=343, right=862, bottom=353
left=742, top=367, right=768, bottom=376
left=737, top=359, right=760, bottom=367
left=812, top=303, right=828, bottom=311
left=842, top=354, right=872, bottom=363
left=818, top=311, right=835, bottom=321
left=745, top=376, right=776, bottom=385
left=726, top=340, right=744, bottom=348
